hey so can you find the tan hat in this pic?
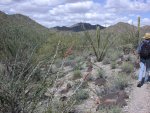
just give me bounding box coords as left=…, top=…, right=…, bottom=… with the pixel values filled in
left=143, top=33, right=150, bottom=39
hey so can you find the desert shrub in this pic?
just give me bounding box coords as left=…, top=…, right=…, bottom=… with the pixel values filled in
left=111, top=61, right=117, bottom=69
left=97, top=69, right=106, bottom=78
left=73, top=63, right=84, bottom=70
left=114, top=73, right=129, bottom=90
left=73, top=57, right=85, bottom=70
left=103, top=49, right=123, bottom=65
left=0, top=34, right=62, bottom=113
left=102, top=58, right=111, bottom=65
left=98, top=106, right=121, bottom=113
left=122, top=44, right=133, bottom=54
left=73, top=80, right=88, bottom=90
left=63, top=59, right=74, bottom=67
left=121, top=62, right=134, bottom=74
left=128, top=54, right=137, bottom=63
left=68, top=54, right=76, bottom=60
left=111, top=52, right=122, bottom=61
left=72, top=70, right=82, bottom=80
left=45, top=97, right=76, bottom=113
left=55, top=59, right=62, bottom=68
left=81, top=81, right=89, bottom=89
left=84, top=26, right=116, bottom=62
left=106, top=49, right=123, bottom=61
left=0, top=53, right=49, bottom=113
left=73, top=90, right=89, bottom=104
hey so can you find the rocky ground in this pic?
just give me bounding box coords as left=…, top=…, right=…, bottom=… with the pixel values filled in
left=123, top=81, right=150, bottom=113
left=42, top=51, right=150, bottom=113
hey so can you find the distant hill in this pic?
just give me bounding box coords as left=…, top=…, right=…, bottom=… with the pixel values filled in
left=0, top=11, right=50, bottom=33
left=0, top=11, right=51, bottom=59
left=102, top=22, right=150, bottom=36
left=51, top=22, right=105, bottom=32
left=141, top=25, right=150, bottom=34
left=104, top=22, right=137, bottom=33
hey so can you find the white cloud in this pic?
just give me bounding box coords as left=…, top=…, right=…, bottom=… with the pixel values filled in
left=0, top=0, right=12, bottom=4
left=0, top=0, right=150, bottom=27
left=128, top=19, right=133, bottom=24
left=105, top=0, right=150, bottom=12
left=31, top=0, right=62, bottom=6
left=49, top=1, right=96, bottom=15
left=142, top=18, right=150, bottom=26
left=31, top=0, right=90, bottom=6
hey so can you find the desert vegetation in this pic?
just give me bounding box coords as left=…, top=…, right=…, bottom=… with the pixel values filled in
left=0, top=12, right=148, bottom=113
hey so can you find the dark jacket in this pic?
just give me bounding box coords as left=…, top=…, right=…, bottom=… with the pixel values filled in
left=137, top=39, right=150, bottom=67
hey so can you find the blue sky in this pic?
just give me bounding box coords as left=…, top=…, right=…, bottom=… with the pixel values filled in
left=0, top=0, right=150, bottom=27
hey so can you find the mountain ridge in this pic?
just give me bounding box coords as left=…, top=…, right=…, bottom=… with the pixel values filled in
left=0, top=11, right=150, bottom=33
left=51, top=22, right=105, bottom=32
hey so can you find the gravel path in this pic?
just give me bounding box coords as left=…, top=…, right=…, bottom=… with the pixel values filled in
left=124, top=82, right=150, bottom=113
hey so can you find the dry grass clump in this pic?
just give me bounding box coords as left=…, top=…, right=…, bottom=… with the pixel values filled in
left=103, top=58, right=111, bottom=65
left=103, top=49, right=123, bottom=65
left=97, top=69, right=106, bottom=78
left=114, top=73, right=129, bottom=90
left=72, top=70, right=82, bottom=80
left=73, top=90, right=89, bottom=104
left=121, top=62, right=134, bottom=74
left=73, top=80, right=88, bottom=90
left=45, top=97, right=76, bottom=113
left=97, top=106, right=122, bottom=113
left=111, top=61, right=117, bottom=69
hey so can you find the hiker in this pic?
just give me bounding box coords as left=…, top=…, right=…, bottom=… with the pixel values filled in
left=136, top=33, right=150, bottom=87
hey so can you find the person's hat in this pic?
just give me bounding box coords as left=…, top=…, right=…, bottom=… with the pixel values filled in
left=143, top=33, right=150, bottom=39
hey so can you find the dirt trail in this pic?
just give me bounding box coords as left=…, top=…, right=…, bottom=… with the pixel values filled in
left=124, top=82, right=150, bottom=113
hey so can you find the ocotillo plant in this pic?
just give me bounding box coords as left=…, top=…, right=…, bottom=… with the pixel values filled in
left=137, top=16, right=141, bottom=45
left=121, top=16, right=141, bottom=48
left=83, top=26, right=115, bottom=62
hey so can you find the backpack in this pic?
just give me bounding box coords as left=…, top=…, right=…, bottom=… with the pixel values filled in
left=140, top=40, right=150, bottom=59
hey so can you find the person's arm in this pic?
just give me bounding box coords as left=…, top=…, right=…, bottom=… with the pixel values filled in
left=136, top=42, right=142, bottom=63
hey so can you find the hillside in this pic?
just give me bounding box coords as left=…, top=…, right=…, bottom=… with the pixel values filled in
left=103, top=22, right=150, bottom=36
left=0, top=12, right=49, bottom=35
left=0, top=11, right=53, bottom=59
left=104, top=22, right=136, bottom=33
left=141, top=25, right=150, bottom=34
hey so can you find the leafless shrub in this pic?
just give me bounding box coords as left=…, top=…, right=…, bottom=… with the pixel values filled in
left=83, top=26, right=116, bottom=62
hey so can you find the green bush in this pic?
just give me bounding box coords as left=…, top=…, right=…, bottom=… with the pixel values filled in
left=107, top=50, right=121, bottom=62
left=114, top=73, right=129, bottom=90
left=84, top=26, right=115, bottom=62
left=97, top=69, right=106, bottom=78
left=45, top=97, right=76, bottom=113
left=121, top=62, right=134, bottom=74
left=128, top=54, right=137, bottom=63
left=103, top=58, right=111, bottom=65
left=74, top=90, right=89, bottom=104
left=73, top=80, right=88, bottom=90
left=111, top=61, right=117, bottom=69
left=98, top=106, right=121, bottom=113
left=72, top=70, right=82, bottom=80
left=103, top=49, right=123, bottom=65
left=0, top=51, right=49, bottom=113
